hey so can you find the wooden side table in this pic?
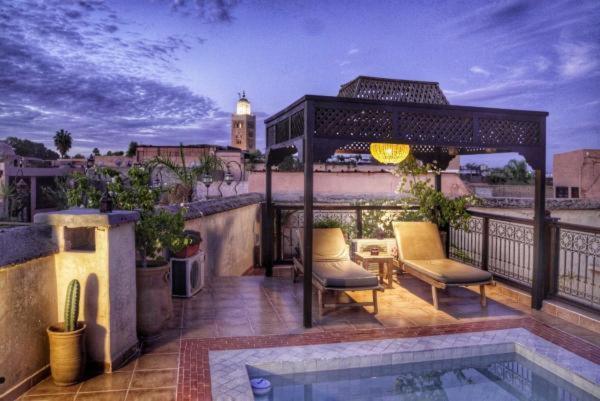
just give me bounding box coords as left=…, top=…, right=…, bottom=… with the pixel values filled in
left=354, top=252, right=395, bottom=289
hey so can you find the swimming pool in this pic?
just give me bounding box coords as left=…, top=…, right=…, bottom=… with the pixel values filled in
left=251, top=352, right=596, bottom=401
left=209, top=328, right=600, bottom=401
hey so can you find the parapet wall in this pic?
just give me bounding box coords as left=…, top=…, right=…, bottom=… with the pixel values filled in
left=167, top=193, right=264, bottom=278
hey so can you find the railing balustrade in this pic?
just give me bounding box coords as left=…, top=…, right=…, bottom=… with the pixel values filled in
left=271, top=203, right=600, bottom=311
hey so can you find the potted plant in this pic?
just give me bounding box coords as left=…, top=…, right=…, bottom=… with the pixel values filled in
left=109, top=166, right=189, bottom=338
left=47, top=279, right=86, bottom=386
left=395, top=155, right=479, bottom=248
left=171, top=230, right=202, bottom=258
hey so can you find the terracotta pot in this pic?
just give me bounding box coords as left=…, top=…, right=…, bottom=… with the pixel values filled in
left=136, top=263, right=173, bottom=338
left=47, top=323, right=86, bottom=386
left=173, top=243, right=200, bottom=259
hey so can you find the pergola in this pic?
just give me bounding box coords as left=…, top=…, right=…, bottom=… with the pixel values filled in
left=264, top=76, right=548, bottom=328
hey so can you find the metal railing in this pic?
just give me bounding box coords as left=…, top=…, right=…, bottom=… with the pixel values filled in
left=450, top=211, right=599, bottom=310
left=272, top=204, right=600, bottom=311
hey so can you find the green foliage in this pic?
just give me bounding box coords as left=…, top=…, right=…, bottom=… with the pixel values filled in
left=126, top=141, right=138, bottom=157
left=151, top=144, right=224, bottom=203
left=277, top=155, right=303, bottom=172
left=170, top=230, right=201, bottom=253
left=53, top=129, right=72, bottom=158
left=4, top=136, right=59, bottom=160
left=313, top=217, right=343, bottom=229
left=313, top=216, right=355, bottom=238
left=66, top=172, right=102, bottom=208
left=0, top=182, right=16, bottom=218
left=107, top=165, right=190, bottom=267
left=486, top=159, right=532, bottom=184
left=356, top=199, right=421, bottom=239
left=394, top=154, right=478, bottom=231
left=92, top=147, right=100, bottom=156
left=64, top=279, right=80, bottom=332
left=40, top=176, right=69, bottom=210
left=72, top=153, right=85, bottom=159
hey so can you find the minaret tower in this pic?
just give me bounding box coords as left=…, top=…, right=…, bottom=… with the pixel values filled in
left=231, top=91, right=256, bottom=152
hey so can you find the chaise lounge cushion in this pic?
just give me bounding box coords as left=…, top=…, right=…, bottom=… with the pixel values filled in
left=313, top=260, right=380, bottom=288
left=295, top=228, right=379, bottom=288
left=403, top=259, right=492, bottom=284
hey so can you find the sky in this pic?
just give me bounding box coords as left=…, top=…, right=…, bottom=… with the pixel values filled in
left=0, top=0, right=599, bottom=170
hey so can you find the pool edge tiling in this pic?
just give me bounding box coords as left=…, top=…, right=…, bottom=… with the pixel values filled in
left=177, top=318, right=600, bottom=401
left=209, top=328, right=600, bottom=401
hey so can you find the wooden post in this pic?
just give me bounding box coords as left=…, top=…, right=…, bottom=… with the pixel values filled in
left=481, top=216, right=489, bottom=270
left=303, top=102, right=314, bottom=328
left=434, top=173, right=442, bottom=192
left=531, top=166, right=547, bottom=309
left=356, top=207, right=363, bottom=238
left=264, top=161, right=273, bottom=277
left=275, top=207, right=282, bottom=262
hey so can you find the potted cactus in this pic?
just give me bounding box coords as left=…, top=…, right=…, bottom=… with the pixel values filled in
left=47, top=279, right=86, bottom=386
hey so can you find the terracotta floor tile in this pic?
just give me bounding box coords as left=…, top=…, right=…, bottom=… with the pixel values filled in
left=135, top=354, right=178, bottom=370
left=125, top=388, right=176, bottom=401
left=78, top=372, right=132, bottom=393
left=25, top=378, right=81, bottom=396
left=130, top=370, right=177, bottom=389
left=217, top=323, right=254, bottom=337
left=181, top=323, right=218, bottom=339
left=143, top=338, right=181, bottom=355
left=75, top=391, right=127, bottom=401
left=21, top=394, right=76, bottom=400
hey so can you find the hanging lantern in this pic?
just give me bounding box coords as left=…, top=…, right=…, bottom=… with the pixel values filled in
left=369, top=143, right=410, bottom=164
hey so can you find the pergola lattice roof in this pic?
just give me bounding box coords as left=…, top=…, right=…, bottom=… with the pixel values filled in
left=265, top=76, right=547, bottom=169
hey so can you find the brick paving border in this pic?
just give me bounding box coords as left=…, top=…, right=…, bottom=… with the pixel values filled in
left=176, top=316, right=600, bottom=401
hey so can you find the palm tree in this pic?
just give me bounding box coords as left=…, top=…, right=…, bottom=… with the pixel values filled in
left=152, top=144, right=226, bottom=202
left=504, top=159, right=532, bottom=184
left=53, top=129, right=72, bottom=158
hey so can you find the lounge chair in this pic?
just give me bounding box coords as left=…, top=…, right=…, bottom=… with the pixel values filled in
left=392, top=221, right=493, bottom=309
left=293, top=228, right=383, bottom=317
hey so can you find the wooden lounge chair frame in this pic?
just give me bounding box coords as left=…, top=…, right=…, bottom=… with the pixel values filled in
left=399, top=261, right=491, bottom=309
left=393, top=222, right=494, bottom=309
left=292, top=257, right=383, bottom=318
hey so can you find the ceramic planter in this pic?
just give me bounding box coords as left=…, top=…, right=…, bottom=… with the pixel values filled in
left=136, top=262, right=173, bottom=338
left=47, top=323, right=86, bottom=386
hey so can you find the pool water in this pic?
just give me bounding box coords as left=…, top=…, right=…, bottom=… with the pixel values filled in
left=251, top=353, right=596, bottom=401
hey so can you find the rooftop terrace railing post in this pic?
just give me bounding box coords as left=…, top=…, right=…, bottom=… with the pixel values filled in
left=303, top=102, right=315, bottom=328
left=481, top=216, right=489, bottom=271
left=531, top=165, right=547, bottom=309
left=356, top=206, right=363, bottom=238
left=264, top=161, right=274, bottom=277
left=546, top=216, right=561, bottom=297
left=275, top=207, right=282, bottom=262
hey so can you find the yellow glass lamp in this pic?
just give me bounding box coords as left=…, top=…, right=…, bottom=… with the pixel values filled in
left=370, top=143, right=410, bottom=164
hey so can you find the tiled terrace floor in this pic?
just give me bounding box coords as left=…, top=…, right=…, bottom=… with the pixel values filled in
left=19, top=270, right=600, bottom=401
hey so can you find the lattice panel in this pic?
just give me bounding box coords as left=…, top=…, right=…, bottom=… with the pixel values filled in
left=479, top=118, right=540, bottom=146
left=290, top=111, right=304, bottom=139
left=267, top=125, right=276, bottom=146
left=338, top=77, right=449, bottom=105
left=275, top=119, right=289, bottom=143
left=315, top=108, right=393, bottom=139
left=399, top=112, right=473, bottom=144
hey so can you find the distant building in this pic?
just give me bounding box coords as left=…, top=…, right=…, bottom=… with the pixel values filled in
left=553, top=149, right=600, bottom=199
left=231, top=92, right=256, bottom=152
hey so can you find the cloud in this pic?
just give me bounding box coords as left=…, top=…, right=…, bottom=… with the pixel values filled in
left=556, top=41, right=599, bottom=79
left=469, top=66, right=490, bottom=77
left=445, top=79, right=551, bottom=104
left=0, top=0, right=220, bottom=152
left=168, top=0, right=240, bottom=23
left=347, top=48, right=359, bottom=56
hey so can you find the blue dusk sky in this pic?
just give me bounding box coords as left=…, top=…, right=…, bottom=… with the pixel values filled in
left=1, top=0, right=599, bottom=170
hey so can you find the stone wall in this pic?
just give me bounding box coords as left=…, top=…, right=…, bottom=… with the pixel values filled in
left=168, top=194, right=264, bottom=279
left=0, top=254, right=58, bottom=400
left=247, top=170, right=469, bottom=200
